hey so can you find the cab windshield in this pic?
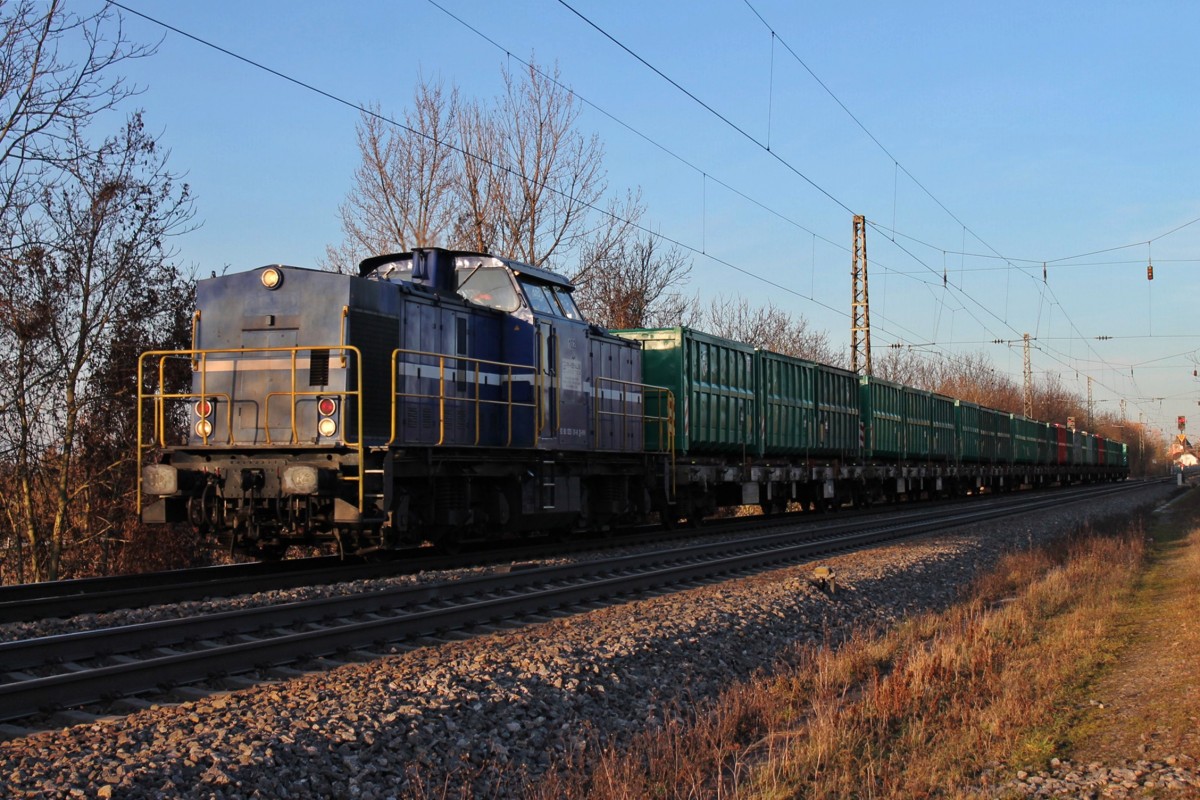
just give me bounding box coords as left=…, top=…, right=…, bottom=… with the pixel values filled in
left=455, top=266, right=520, bottom=312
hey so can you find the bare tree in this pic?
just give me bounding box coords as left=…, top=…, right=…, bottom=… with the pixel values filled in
left=331, top=59, right=692, bottom=329
left=454, top=59, right=605, bottom=269
left=572, top=226, right=692, bottom=330
left=0, top=2, right=171, bottom=583
left=0, top=112, right=193, bottom=581
left=691, top=295, right=842, bottom=365
left=323, top=82, right=460, bottom=273
left=452, top=93, right=501, bottom=255
left=1032, top=371, right=1078, bottom=425
left=928, top=351, right=1021, bottom=410
left=871, top=346, right=935, bottom=386
left=0, top=1, right=151, bottom=218
left=568, top=188, right=642, bottom=285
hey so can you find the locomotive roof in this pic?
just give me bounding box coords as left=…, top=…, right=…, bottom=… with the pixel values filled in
left=358, top=248, right=576, bottom=291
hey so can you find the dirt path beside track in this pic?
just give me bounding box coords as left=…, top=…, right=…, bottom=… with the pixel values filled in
left=1069, top=489, right=1200, bottom=766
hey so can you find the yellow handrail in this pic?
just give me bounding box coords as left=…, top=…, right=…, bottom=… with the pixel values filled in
left=593, top=377, right=675, bottom=498
left=136, top=343, right=677, bottom=517
left=339, top=305, right=349, bottom=367
left=387, top=348, right=539, bottom=447
left=190, top=310, right=201, bottom=368
left=137, top=344, right=366, bottom=513
left=593, top=377, right=675, bottom=455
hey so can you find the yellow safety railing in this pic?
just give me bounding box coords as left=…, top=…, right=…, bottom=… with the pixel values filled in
left=190, top=310, right=201, bottom=368
left=338, top=305, right=349, bottom=367
left=534, top=327, right=560, bottom=437
left=137, top=342, right=677, bottom=515
left=388, top=348, right=539, bottom=447
left=594, top=377, right=675, bottom=498
left=593, top=377, right=675, bottom=454
left=136, top=344, right=365, bottom=514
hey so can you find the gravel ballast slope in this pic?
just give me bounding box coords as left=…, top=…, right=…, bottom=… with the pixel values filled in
left=0, top=483, right=1174, bottom=799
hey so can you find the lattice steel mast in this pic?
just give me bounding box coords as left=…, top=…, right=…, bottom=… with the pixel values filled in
left=1023, top=333, right=1033, bottom=418
left=851, top=214, right=872, bottom=375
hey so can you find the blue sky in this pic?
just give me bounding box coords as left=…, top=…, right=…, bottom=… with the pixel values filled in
left=93, top=0, right=1200, bottom=440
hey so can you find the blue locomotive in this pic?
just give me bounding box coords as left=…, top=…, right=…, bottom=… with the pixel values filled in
left=138, top=248, right=673, bottom=557
left=137, top=247, right=1126, bottom=559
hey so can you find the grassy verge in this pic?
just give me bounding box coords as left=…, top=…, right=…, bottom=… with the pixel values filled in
left=531, top=501, right=1177, bottom=799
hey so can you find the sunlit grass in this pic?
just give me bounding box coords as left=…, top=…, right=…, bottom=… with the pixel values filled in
left=531, top=510, right=1155, bottom=799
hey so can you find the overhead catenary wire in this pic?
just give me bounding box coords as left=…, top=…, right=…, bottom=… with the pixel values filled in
left=105, top=0, right=933, bottom=355
left=736, top=0, right=1195, bottom=426
left=113, top=1, right=1173, bottom=430
left=550, top=0, right=1076, bottom=389
left=559, top=0, right=1156, bottom=422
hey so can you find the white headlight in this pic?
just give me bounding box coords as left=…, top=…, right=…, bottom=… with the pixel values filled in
left=261, top=267, right=283, bottom=289
left=318, top=417, right=338, bottom=437
left=195, top=419, right=213, bottom=438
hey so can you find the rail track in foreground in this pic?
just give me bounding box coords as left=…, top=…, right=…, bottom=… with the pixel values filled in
left=0, top=503, right=913, bottom=624
left=0, top=481, right=1154, bottom=736
left=0, top=482, right=1153, bottom=625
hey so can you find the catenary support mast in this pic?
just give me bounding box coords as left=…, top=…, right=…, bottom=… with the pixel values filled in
left=851, top=214, right=872, bottom=375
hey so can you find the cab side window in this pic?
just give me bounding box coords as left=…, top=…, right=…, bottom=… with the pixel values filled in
left=520, top=280, right=559, bottom=316
left=550, top=287, right=583, bottom=321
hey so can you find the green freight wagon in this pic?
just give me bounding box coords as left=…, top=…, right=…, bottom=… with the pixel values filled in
left=997, top=410, right=1014, bottom=463
left=978, top=406, right=1012, bottom=463
left=1041, top=421, right=1059, bottom=466
left=814, top=363, right=861, bottom=459
left=612, top=327, right=757, bottom=456
left=1104, top=437, right=1124, bottom=468
left=756, top=349, right=816, bottom=456
left=1067, top=427, right=1083, bottom=466
left=930, top=393, right=956, bottom=461
left=904, top=387, right=933, bottom=460
left=859, top=376, right=906, bottom=459
left=956, top=400, right=981, bottom=463
left=1011, top=415, right=1043, bottom=465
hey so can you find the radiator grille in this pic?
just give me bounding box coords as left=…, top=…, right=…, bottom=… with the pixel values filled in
left=309, top=348, right=329, bottom=386
left=348, top=311, right=397, bottom=440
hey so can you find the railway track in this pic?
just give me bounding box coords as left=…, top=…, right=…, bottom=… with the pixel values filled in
left=0, top=481, right=1150, bottom=733
left=0, top=506, right=859, bottom=624
left=0, top=482, right=1151, bottom=625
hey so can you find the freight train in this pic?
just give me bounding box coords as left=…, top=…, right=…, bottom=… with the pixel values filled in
left=137, top=247, right=1127, bottom=558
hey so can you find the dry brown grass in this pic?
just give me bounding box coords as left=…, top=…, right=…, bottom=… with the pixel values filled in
left=530, top=514, right=1152, bottom=800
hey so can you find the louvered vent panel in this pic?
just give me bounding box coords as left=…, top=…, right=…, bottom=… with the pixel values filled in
left=347, top=311, right=397, bottom=441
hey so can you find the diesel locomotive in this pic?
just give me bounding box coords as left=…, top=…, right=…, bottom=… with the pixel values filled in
left=137, top=247, right=1127, bottom=558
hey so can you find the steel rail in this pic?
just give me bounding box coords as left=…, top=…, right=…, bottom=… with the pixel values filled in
left=0, top=482, right=1149, bottom=725
left=0, top=480, right=1162, bottom=624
